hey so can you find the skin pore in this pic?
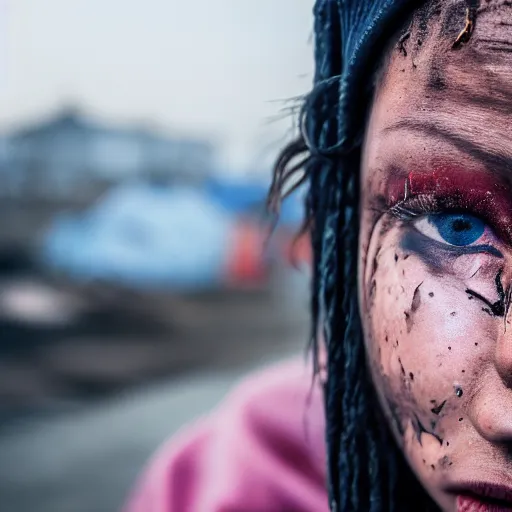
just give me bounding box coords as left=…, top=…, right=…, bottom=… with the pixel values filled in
left=358, top=1, right=512, bottom=511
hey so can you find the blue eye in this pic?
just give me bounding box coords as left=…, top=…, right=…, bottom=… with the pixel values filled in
left=428, top=214, right=485, bottom=246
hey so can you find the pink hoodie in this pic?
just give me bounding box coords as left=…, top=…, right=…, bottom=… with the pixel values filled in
left=124, top=358, right=329, bottom=512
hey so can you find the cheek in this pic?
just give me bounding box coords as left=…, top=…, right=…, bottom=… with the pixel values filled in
left=373, top=253, right=496, bottom=376
left=360, top=224, right=502, bottom=453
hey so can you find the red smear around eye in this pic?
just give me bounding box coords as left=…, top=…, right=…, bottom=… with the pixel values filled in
left=386, top=165, right=512, bottom=244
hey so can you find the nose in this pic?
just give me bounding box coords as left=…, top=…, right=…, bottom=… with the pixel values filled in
left=469, top=328, right=512, bottom=444
left=469, top=375, right=512, bottom=444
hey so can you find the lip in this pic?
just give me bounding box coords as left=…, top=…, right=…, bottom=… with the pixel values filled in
left=451, top=483, right=512, bottom=512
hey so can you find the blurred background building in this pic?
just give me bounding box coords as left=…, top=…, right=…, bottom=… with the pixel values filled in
left=0, top=1, right=314, bottom=511
left=0, top=107, right=215, bottom=198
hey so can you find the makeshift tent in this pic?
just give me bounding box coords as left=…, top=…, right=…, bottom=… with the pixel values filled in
left=205, top=178, right=267, bottom=215
left=41, top=184, right=236, bottom=291
left=205, top=177, right=305, bottom=227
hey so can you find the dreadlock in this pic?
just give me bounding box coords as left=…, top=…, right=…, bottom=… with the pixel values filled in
left=268, top=0, right=445, bottom=510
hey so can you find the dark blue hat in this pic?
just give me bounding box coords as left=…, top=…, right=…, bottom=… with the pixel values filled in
left=305, top=0, right=422, bottom=155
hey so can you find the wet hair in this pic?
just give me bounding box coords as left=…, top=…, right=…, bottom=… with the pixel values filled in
left=268, top=1, right=453, bottom=510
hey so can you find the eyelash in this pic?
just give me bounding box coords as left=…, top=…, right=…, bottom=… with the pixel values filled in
left=389, top=194, right=441, bottom=221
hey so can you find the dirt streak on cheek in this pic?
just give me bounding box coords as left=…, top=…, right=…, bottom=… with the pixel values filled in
left=362, top=211, right=456, bottom=455
left=364, top=245, right=458, bottom=454
left=372, top=337, right=448, bottom=451
left=364, top=261, right=431, bottom=446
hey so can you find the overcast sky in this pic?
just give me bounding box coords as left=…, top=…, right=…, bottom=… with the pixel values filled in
left=0, top=0, right=314, bottom=174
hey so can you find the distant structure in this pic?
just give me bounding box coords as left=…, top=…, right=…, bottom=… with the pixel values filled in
left=0, top=108, right=216, bottom=199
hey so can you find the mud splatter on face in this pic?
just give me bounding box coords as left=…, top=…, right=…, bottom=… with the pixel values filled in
left=431, top=400, right=447, bottom=415
left=404, top=282, right=423, bottom=332
left=397, top=31, right=411, bottom=57
left=438, top=455, right=453, bottom=469
left=412, top=412, right=443, bottom=446
left=466, top=269, right=508, bottom=317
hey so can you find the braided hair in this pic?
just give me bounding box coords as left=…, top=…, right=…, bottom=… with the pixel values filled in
left=269, top=1, right=444, bottom=510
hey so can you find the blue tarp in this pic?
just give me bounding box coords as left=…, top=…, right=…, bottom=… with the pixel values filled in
left=205, top=178, right=267, bottom=215
left=205, top=177, right=304, bottom=227
left=41, top=184, right=234, bottom=290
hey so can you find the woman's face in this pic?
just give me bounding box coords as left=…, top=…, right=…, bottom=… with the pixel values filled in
left=359, top=2, right=512, bottom=511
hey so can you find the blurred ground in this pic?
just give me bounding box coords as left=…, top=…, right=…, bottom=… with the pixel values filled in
left=0, top=358, right=302, bottom=512
left=0, top=264, right=310, bottom=512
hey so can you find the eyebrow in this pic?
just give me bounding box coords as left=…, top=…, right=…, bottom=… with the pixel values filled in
left=384, top=120, right=512, bottom=176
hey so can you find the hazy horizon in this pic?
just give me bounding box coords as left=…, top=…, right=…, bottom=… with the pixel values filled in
left=0, top=0, right=314, bottom=175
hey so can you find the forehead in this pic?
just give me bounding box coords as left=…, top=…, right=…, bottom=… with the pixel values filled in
left=367, top=0, right=512, bottom=172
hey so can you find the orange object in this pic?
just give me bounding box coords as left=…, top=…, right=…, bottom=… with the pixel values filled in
left=225, top=221, right=268, bottom=285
